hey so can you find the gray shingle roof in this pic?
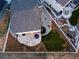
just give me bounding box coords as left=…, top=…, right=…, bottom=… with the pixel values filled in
left=11, top=0, right=39, bottom=11
left=10, top=0, right=41, bottom=33
left=56, top=0, right=70, bottom=6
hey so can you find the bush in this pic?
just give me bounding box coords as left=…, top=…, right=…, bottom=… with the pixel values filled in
left=69, top=7, right=79, bottom=26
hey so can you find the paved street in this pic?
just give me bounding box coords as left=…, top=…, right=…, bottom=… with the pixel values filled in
left=0, top=53, right=79, bottom=59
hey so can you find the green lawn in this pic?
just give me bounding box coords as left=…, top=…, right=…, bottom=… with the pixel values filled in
left=69, top=7, right=79, bottom=26
left=42, top=31, right=65, bottom=51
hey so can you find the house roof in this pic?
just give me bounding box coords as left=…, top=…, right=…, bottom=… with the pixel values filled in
left=56, top=0, right=70, bottom=6
left=10, top=0, right=41, bottom=34
left=11, top=0, right=39, bottom=11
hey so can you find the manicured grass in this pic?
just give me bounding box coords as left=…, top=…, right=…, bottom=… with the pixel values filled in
left=69, top=7, right=79, bottom=26
left=42, top=31, right=65, bottom=51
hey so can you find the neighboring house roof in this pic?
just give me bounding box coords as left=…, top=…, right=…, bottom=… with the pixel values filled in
left=73, top=0, right=79, bottom=5
left=5, top=0, right=11, bottom=4
left=0, top=0, right=7, bottom=12
left=56, top=0, right=70, bottom=6
left=44, top=0, right=63, bottom=12
left=50, top=0, right=63, bottom=12
left=43, top=0, right=71, bottom=12
left=0, top=0, right=7, bottom=19
left=10, top=0, right=41, bottom=34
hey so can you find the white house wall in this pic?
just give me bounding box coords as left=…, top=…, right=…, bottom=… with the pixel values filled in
left=16, top=30, right=41, bottom=46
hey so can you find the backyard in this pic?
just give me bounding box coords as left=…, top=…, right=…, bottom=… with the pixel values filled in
left=69, top=7, right=79, bottom=26
left=42, top=31, right=65, bottom=51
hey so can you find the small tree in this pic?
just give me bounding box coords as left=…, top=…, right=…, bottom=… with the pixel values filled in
left=69, top=8, right=79, bottom=26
